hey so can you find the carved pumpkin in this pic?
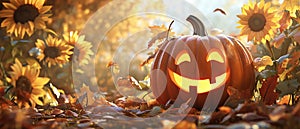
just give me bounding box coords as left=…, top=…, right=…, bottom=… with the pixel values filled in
left=150, top=15, right=255, bottom=109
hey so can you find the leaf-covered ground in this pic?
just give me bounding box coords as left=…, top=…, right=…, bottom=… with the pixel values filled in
left=2, top=94, right=300, bottom=129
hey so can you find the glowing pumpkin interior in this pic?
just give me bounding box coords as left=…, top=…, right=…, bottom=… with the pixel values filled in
left=168, top=48, right=230, bottom=94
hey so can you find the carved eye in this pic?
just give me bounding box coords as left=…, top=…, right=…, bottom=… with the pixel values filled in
left=206, top=49, right=224, bottom=63
left=175, top=50, right=191, bottom=65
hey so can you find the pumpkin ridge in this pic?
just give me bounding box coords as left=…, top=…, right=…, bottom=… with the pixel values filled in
left=150, top=15, right=255, bottom=109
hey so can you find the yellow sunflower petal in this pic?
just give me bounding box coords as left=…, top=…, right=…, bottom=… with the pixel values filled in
left=32, top=88, right=46, bottom=96
left=2, top=2, right=17, bottom=10
left=7, top=22, right=16, bottom=33
left=0, top=10, right=14, bottom=17
left=29, top=98, right=36, bottom=108
left=237, top=0, right=279, bottom=43
left=32, top=77, right=50, bottom=88
left=31, top=95, right=44, bottom=105
left=35, top=39, right=45, bottom=49
left=34, top=0, right=45, bottom=9
left=1, top=18, right=13, bottom=27
left=10, top=0, right=21, bottom=7
left=39, top=6, right=52, bottom=14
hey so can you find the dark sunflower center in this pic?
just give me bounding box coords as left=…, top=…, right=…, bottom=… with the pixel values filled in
left=16, top=76, right=32, bottom=93
left=248, top=13, right=266, bottom=32
left=44, top=46, right=61, bottom=58
left=14, top=4, right=39, bottom=24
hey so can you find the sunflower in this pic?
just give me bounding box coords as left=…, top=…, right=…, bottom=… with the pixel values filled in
left=9, top=58, right=49, bottom=108
left=35, top=35, right=73, bottom=67
left=0, top=0, right=52, bottom=38
left=63, top=31, right=94, bottom=66
left=237, top=0, right=280, bottom=43
left=280, top=0, right=300, bottom=17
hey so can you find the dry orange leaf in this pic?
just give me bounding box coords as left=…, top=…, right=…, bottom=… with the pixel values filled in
left=253, top=56, right=273, bottom=72
left=147, top=22, right=175, bottom=48
left=273, top=33, right=286, bottom=48
left=279, top=11, right=292, bottom=32
left=277, top=95, right=292, bottom=105
left=79, top=84, right=95, bottom=105
left=174, top=120, right=197, bottom=129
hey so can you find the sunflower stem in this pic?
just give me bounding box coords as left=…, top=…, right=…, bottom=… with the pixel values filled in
left=186, top=15, right=207, bottom=36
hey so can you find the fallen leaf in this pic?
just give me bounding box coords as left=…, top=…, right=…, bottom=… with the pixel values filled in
left=173, top=120, right=197, bottom=129
left=161, top=120, right=177, bottom=129
left=115, top=96, right=146, bottom=110
left=241, top=112, right=269, bottom=121
left=79, top=83, right=95, bottom=106
left=208, top=109, right=231, bottom=124
left=149, top=106, right=163, bottom=116
left=269, top=105, right=287, bottom=121
left=235, top=103, right=258, bottom=114
left=65, top=110, right=78, bottom=117
left=51, top=108, right=64, bottom=115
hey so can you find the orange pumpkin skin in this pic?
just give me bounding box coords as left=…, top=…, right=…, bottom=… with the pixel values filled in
left=150, top=16, right=255, bottom=109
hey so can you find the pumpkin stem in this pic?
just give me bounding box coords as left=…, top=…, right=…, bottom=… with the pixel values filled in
left=166, top=20, right=174, bottom=41
left=186, top=15, right=207, bottom=36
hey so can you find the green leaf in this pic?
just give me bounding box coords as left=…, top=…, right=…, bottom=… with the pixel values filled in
left=277, top=79, right=300, bottom=97
left=257, top=70, right=277, bottom=80
left=44, top=28, right=58, bottom=36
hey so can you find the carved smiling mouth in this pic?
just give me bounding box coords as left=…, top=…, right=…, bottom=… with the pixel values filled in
left=168, top=68, right=229, bottom=93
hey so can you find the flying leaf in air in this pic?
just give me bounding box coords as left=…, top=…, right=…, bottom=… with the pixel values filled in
left=213, top=8, right=227, bottom=15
